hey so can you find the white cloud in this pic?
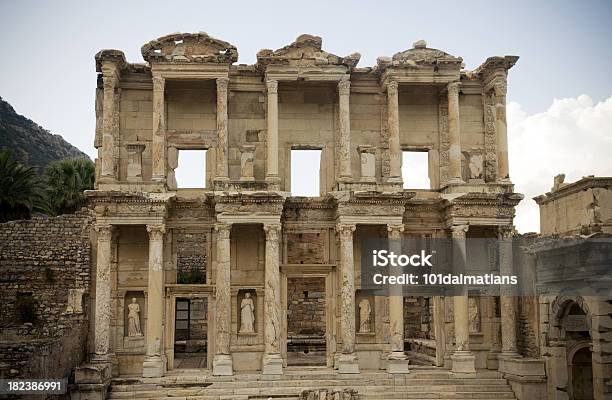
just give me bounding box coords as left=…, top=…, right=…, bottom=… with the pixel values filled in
left=508, top=95, right=612, bottom=233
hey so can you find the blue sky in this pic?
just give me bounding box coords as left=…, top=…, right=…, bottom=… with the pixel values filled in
left=1, top=0, right=611, bottom=232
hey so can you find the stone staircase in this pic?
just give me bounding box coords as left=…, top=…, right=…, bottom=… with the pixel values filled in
left=108, top=366, right=517, bottom=400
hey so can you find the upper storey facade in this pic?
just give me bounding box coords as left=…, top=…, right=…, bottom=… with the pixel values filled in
left=93, top=32, right=518, bottom=195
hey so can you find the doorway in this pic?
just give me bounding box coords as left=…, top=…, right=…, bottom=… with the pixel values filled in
left=286, top=277, right=327, bottom=366
left=173, top=297, right=208, bottom=369
left=571, top=347, right=594, bottom=400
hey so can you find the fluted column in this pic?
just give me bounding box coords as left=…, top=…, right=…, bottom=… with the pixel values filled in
left=266, top=80, right=279, bottom=186
left=213, top=223, right=233, bottom=375
left=216, top=78, right=229, bottom=182
left=450, top=224, right=475, bottom=373
left=151, top=75, right=166, bottom=183
left=92, top=224, right=113, bottom=363
left=262, top=223, right=283, bottom=374
left=338, top=77, right=352, bottom=181
left=142, top=224, right=166, bottom=377
left=447, top=82, right=463, bottom=184
left=100, top=73, right=117, bottom=180
left=336, top=223, right=359, bottom=373
left=494, top=81, right=510, bottom=182
left=387, top=224, right=409, bottom=373
left=387, top=81, right=402, bottom=182
left=498, top=226, right=519, bottom=357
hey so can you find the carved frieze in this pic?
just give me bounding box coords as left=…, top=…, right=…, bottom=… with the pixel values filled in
left=141, top=32, right=238, bottom=64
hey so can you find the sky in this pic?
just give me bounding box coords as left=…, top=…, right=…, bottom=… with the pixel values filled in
left=0, top=0, right=611, bottom=233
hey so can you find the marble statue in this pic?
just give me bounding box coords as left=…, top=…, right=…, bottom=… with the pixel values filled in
left=359, top=298, right=372, bottom=333
left=240, top=292, right=255, bottom=333
left=468, top=297, right=480, bottom=333
left=127, top=298, right=142, bottom=337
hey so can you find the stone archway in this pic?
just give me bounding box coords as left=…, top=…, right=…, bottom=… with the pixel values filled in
left=569, top=345, right=594, bottom=400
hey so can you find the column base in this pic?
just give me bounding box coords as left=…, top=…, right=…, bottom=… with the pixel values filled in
left=73, top=362, right=112, bottom=400
left=212, top=354, right=233, bottom=376
left=498, top=351, right=521, bottom=374
left=450, top=351, right=476, bottom=374
left=262, top=353, right=283, bottom=375
left=337, top=353, right=359, bottom=374
left=387, top=352, right=410, bottom=374
left=447, top=177, right=465, bottom=185
left=386, top=176, right=403, bottom=184
left=142, top=356, right=165, bottom=378
left=265, top=176, right=281, bottom=191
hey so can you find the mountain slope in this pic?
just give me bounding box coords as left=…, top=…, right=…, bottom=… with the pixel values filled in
left=0, top=96, right=89, bottom=172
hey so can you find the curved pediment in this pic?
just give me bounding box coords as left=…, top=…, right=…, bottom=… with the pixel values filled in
left=377, top=40, right=462, bottom=70
left=141, top=32, right=238, bottom=64
left=257, top=34, right=360, bottom=69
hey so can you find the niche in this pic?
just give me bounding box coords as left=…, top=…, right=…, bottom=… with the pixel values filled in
left=237, top=289, right=257, bottom=335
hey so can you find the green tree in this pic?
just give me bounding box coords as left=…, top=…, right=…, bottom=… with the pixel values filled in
left=44, top=157, right=95, bottom=216
left=0, top=149, right=48, bottom=222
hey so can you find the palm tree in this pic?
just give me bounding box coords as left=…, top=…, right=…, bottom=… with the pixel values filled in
left=44, top=157, right=95, bottom=216
left=0, top=149, right=48, bottom=222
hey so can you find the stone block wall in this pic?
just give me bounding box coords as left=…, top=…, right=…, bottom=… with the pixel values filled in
left=287, top=277, right=326, bottom=336
left=0, top=210, right=93, bottom=379
left=175, top=231, right=207, bottom=284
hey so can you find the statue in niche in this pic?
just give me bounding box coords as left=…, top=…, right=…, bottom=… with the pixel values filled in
left=127, top=298, right=142, bottom=337
left=468, top=297, right=480, bottom=333
left=240, top=292, right=255, bottom=333
left=359, top=298, right=372, bottom=333
left=468, top=153, right=483, bottom=180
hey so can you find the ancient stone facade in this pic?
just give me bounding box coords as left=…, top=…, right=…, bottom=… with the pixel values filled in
left=71, top=31, right=531, bottom=398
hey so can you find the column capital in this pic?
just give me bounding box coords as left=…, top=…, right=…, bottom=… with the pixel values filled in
left=493, top=80, right=507, bottom=98
left=214, top=223, right=232, bottom=239
left=450, top=224, right=469, bottom=239
left=263, top=223, right=282, bottom=241
left=102, top=75, right=117, bottom=90
left=95, top=224, right=114, bottom=241
left=338, top=77, right=351, bottom=95
left=266, top=79, right=278, bottom=94
left=387, top=80, right=399, bottom=95
left=498, top=225, right=515, bottom=240
left=152, top=75, right=165, bottom=90
left=146, top=224, right=166, bottom=240
left=447, top=81, right=460, bottom=96
left=216, top=77, right=229, bottom=91
left=336, top=223, right=356, bottom=239
left=387, top=224, right=405, bottom=239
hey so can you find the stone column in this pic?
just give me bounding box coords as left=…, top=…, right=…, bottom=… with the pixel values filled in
left=387, top=81, right=402, bottom=182
left=262, top=223, right=283, bottom=374
left=216, top=78, right=229, bottom=182
left=336, top=223, right=359, bottom=373
left=213, top=223, right=233, bottom=375
left=266, top=80, right=279, bottom=186
left=142, top=224, right=166, bottom=377
left=387, top=224, right=409, bottom=373
left=92, top=224, right=114, bottom=363
left=338, top=77, right=352, bottom=181
left=447, top=82, right=464, bottom=184
left=151, top=76, right=166, bottom=183
left=450, top=224, right=476, bottom=373
left=498, top=227, right=519, bottom=359
left=100, top=73, right=117, bottom=180
left=494, top=81, right=510, bottom=182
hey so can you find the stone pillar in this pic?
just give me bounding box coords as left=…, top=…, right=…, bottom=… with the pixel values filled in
left=387, top=81, right=402, bottom=182
left=262, top=223, right=283, bottom=374
left=387, top=224, right=409, bottom=373
left=100, top=73, right=117, bottom=180
left=447, top=82, right=464, bottom=184
left=450, top=224, right=475, bottom=373
left=142, top=224, right=166, bottom=377
left=216, top=77, right=229, bottom=182
left=151, top=76, right=166, bottom=183
left=336, top=223, right=359, bottom=373
left=498, top=227, right=519, bottom=358
left=213, top=223, right=233, bottom=375
left=266, top=80, right=279, bottom=186
left=338, top=77, right=352, bottom=181
left=92, top=224, right=114, bottom=363
left=494, top=81, right=510, bottom=182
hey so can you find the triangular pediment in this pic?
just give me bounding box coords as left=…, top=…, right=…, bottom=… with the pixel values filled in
left=257, top=34, right=360, bottom=69
left=141, top=32, right=238, bottom=64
